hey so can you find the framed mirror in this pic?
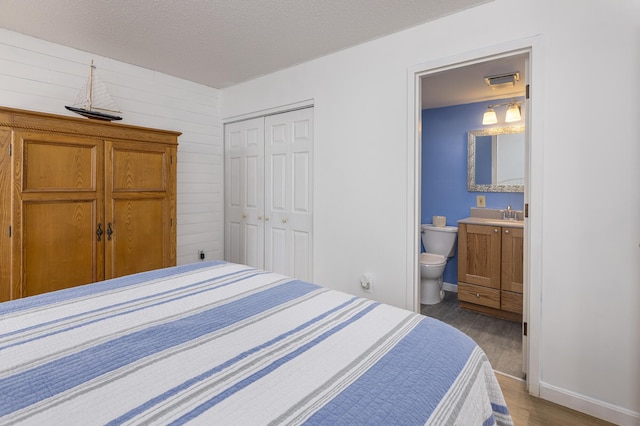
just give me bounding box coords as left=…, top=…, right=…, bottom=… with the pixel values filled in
left=467, top=126, right=525, bottom=192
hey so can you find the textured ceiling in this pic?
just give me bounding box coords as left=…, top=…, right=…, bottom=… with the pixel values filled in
left=0, top=0, right=491, bottom=89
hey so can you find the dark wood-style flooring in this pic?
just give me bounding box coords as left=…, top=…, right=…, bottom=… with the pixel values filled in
left=422, top=291, right=615, bottom=425
left=421, top=290, right=524, bottom=379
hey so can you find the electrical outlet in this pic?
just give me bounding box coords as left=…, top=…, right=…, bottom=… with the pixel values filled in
left=360, top=274, right=372, bottom=293
left=476, top=195, right=486, bottom=208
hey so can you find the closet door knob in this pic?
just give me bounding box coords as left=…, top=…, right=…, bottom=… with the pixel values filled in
left=258, top=216, right=262, bottom=220
left=265, top=216, right=270, bottom=221
left=242, top=213, right=247, bottom=219
left=282, top=218, right=288, bottom=223
left=107, top=223, right=113, bottom=241
left=96, top=223, right=103, bottom=241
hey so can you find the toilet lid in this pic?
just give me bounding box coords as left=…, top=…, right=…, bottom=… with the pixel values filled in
left=420, top=252, right=446, bottom=266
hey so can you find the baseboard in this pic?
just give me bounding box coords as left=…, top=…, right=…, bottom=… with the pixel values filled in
left=539, top=381, right=640, bottom=426
left=443, top=282, right=458, bottom=292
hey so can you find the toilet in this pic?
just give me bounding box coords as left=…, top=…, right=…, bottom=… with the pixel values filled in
left=420, top=224, right=458, bottom=305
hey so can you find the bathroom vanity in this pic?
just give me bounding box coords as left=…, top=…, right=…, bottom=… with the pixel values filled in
left=456, top=217, right=523, bottom=322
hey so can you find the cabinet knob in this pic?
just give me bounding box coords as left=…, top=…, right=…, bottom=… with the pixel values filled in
left=476, top=293, right=480, bottom=298
left=265, top=216, right=270, bottom=221
left=493, top=229, right=498, bottom=233
left=282, top=218, right=288, bottom=223
left=505, top=229, right=510, bottom=234
left=242, top=214, right=247, bottom=219
left=258, top=216, right=262, bottom=220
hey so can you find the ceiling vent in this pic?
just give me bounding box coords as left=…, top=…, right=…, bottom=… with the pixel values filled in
left=484, top=72, right=520, bottom=89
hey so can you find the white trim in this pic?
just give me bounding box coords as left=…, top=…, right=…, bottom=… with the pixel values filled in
left=406, top=35, right=544, bottom=398
left=406, top=71, right=422, bottom=312
left=540, top=381, right=640, bottom=426
left=443, top=282, right=458, bottom=293
left=523, top=36, right=544, bottom=399
left=223, top=99, right=314, bottom=123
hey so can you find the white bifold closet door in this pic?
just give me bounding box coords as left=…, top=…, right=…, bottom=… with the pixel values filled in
left=224, top=107, right=313, bottom=281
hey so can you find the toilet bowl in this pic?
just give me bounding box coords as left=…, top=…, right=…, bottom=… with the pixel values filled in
left=420, top=253, right=447, bottom=304
left=420, top=224, right=458, bottom=305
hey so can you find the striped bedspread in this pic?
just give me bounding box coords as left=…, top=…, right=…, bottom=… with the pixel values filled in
left=0, top=262, right=513, bottom=425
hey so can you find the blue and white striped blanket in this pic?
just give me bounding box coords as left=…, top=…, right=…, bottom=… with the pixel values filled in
left=0, top=262, right=512, bottom=425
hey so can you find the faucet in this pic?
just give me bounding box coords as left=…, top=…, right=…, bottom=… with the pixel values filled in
left=505, top=205, right=512, bottom=220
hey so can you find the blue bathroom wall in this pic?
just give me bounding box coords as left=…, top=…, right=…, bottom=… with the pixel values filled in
left=421, top=99, right=524, bottom=286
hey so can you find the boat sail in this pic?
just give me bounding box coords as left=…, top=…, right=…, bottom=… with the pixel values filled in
left=65, top=60, right=122, bottom=121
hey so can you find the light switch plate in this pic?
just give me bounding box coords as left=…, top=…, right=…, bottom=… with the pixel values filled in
left=476, top=195, right=486, bottom=208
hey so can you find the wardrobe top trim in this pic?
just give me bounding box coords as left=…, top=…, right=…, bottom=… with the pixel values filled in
left=0, top=106, right=180, bottom=145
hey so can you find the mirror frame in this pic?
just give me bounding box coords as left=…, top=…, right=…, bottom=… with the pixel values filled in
left=467, top=126, right=525, bottom=193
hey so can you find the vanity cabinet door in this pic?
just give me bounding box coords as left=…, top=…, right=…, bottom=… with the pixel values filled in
left=501, top=227, right=524, bottom=293
left=457, top=224, right=501, bottom=289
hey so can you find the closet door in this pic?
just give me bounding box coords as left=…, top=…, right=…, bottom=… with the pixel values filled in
left=264, top=108, right=313, bottom=281
left=224, top=117, right=265, bottom=268
left=104, top=140, right=176, bottom=279
left=12, top=131, right=104, bottom=297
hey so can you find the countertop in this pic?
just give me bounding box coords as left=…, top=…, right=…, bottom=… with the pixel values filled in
left=457, top=217, right=524, bottom=228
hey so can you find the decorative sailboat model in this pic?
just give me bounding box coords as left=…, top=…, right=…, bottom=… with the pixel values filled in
left=65, top=60, right=122, bottom=121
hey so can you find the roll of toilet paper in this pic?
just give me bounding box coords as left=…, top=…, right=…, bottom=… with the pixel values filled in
left=433, top=216, right=446, bottom=227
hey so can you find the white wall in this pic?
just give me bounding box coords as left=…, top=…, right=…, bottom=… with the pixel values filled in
left=0, top=29, right=223, bottom=265
left=222, top=0, right=640, bottom=424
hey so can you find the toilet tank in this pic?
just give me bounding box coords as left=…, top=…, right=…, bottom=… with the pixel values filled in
left=421, top=224, right=458, bottom=257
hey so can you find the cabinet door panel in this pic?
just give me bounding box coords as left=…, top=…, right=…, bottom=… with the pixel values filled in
left=111, top=149, right=166, bottom=191
left=458, top=224, right=501, bottom=289
left=23, top=201, right=98, bottom=295
left=108, top=198, right=165, bottom=277
left=13, top=131, right=103, bottom=298
left=501, top=227, right=524, bottom=293
left=23, top=142, right=96, bottom=191
left=105, top=141, right=175, bottom=279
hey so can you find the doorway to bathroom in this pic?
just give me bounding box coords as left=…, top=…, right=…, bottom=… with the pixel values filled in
left=415, top=49, right=530, bottom=381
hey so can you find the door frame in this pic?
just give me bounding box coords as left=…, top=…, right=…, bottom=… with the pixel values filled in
left=406, top=36, right=544, bottom=395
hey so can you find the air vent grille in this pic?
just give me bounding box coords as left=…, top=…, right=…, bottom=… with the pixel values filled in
left=484, top=72, right=520, bottom=89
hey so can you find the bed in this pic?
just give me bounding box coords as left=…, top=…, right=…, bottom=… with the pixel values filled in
left=0, top=261, right=513, bottom=425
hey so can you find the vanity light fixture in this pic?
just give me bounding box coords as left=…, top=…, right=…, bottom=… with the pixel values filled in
left=482, top=99, right=522, bottom=125
left=482, top=107, right=498, bottom=125
left=505, top=101, right=521, bottom=122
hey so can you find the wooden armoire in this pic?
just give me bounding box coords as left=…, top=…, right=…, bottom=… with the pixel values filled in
left=0, top=106, right=180, bottom=302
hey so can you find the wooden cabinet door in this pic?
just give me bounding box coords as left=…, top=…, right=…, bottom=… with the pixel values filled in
left=457, top=223, right=501, bottom=289
left=12, top=131, right=103, bottom=297
left=501, top=227, right=524, bottom=293
left=104, top=140, right=176, bottom=279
